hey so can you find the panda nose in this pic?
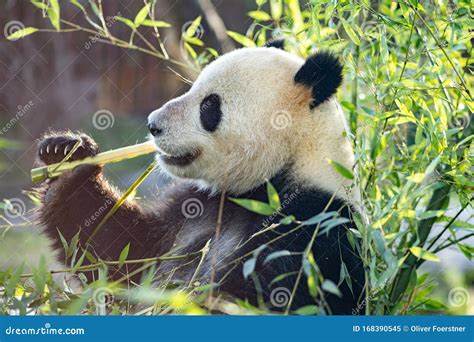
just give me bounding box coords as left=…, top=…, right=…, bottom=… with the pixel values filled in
left=147, top=122, right=163, bottom=137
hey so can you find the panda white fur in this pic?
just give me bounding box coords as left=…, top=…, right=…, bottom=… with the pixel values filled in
left=36, top=40, right=365, bottom=314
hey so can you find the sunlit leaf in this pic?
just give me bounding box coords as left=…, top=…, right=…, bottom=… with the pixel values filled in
left=266, top=181, right=281, bottom=210
left=409, top=247, right=440, bottom=262
left=6, top=27, right=38, bottom=40
left=229, top=198, right=275, bottom=216
left=31, top=0, right=48, bottom=10
left=270, top=0, right=283, bottom=20
left=141, top=19, right=171, bottom=28
left=227, top=31, right=256, bottom=47
left=184, top=16, right=202, bottom=39
left=134, top=3, right=151, bottom=26
left=248, top=11, right=271, bottom=21
left=47, top=0, right=60, bottom=31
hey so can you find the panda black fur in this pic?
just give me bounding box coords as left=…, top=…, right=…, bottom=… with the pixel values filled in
left=35, top=43, right=366, bottom=314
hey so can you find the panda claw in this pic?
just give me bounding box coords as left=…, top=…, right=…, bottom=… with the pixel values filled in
left=64, top=145, right=71, bottom=155
left=54, top=145, right=59, bottom=154
left=39, top=147, right=43, bottom=155
left=46, top=144, right=50, bottom=154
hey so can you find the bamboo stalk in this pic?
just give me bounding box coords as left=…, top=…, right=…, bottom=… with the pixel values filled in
left=31, top=141, right=158, bottom=183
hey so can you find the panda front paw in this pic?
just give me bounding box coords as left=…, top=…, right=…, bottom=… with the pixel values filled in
left=37, top=132, right=99, bottom=166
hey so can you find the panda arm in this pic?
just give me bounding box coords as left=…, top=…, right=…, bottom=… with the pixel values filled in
left=35, top=132, right=173, bottom=269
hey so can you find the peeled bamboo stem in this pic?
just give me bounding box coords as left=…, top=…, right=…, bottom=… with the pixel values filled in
left=31, top=141, right=157, bottom=183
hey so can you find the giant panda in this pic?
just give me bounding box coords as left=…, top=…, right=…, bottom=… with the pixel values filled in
left=35, top=40, right=366, bottom=315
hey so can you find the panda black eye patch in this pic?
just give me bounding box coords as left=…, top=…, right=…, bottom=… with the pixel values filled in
left=200, top=93, right=222, bottom=132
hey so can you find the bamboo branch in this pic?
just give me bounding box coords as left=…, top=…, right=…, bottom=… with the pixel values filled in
left=20, top=251, right=202, bottom=278
left=388, top=182, right=451, bottom=311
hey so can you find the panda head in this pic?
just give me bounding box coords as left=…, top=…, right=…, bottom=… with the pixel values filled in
left=148, top=43, right=355, bottom=199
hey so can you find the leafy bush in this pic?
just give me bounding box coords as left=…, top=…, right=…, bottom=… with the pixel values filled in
left=1, top=0, right=472, bottom=315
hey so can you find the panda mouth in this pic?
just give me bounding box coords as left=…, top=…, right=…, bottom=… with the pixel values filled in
left=160, top=149, right=201, bottom=166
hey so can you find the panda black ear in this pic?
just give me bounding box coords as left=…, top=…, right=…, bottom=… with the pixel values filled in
left=264, top=38, right=285, bottom=50
left=294, top=51, right=343, bottom=109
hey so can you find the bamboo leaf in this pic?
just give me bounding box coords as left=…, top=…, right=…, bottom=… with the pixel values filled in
left=243, top=258, right=256, bottom=279
left=119, top=243, right=130, bottom=268
left=248, top=11, right=271, bottom=21
left=328, top=159, right=354, bottom=180
left=322, top=279, right=342, bottom=297
left=270, top=0, right=283, bottom=20
left=229, top=198, right=276, bottom=216
left=31, top=0, right=48, bottom=10
left=69, top=0, right=86, bottom=12
left=266, top=181, right=281, bottom=210
left=6, top=27, right=38, bottom=40
left=227, top=31, right=256, bottom=47
left=134, top=3, right=151, bottom=27
left=47, top=0, right=60, bottom=31
left=263, top=250, right=291, bottom=264
left=141, top=19, right=171, bottom=28
left=115, top=16, right=136, bottom=30
left=341, top=18, right=360, bottom=45
left=294, top=305, right=320, bottom=315
left=184, top=16, right=202, bottom=39
left=301, top=212, right=337, bottom=226
left=409, top=247, right=440, bottom=262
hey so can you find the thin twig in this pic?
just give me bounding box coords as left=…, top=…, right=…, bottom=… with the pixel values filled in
left=20, top=251, right=202, bottom=278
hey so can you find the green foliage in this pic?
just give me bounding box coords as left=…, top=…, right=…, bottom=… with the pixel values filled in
left=1, top=0, right=472, bottom=316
